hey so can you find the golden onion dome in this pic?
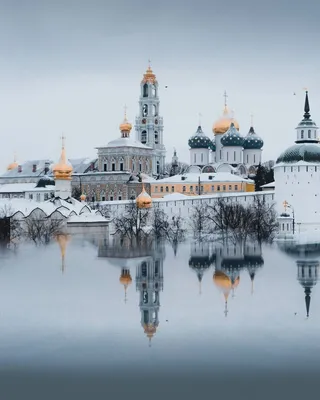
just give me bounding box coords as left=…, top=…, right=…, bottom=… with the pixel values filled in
left=213, top=106, right=240, bottom=135
left=232, top=276, right=240, bottom=289
left=136, top=183, right=152, bottom=209
left=7, top=161, right=18, bottom=171
left=143, top=323, right=157, bottom=339
left=119, top=271, right=132, bottom=287
left=53, top=137, right=73, bottom=180
left=80, top=193, right=86, bottom=202
left=119, top=119, right=132, bottom=133
left=213, top=270, right=232, bottom=290
left=141, top=65, right=157, bottom=84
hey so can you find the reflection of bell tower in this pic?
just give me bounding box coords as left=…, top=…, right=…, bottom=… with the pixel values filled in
left=297, top=260, right=319, bottom=317
left=56, top=234, right=71, bottom=273
left=244, top=242, right=264, bottom=295
left=135, top=63, right=166, bottom=176
left=136, top=253, right=164, bottom=345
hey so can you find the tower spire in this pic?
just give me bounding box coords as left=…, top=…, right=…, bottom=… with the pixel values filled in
left=305, top=287, right=311, bottom=318
left=223, top=90, right=228, bottom=107
left=304, top=89, right=310, bottom=119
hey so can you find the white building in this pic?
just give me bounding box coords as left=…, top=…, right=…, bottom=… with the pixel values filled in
left=274, top=91, right=320, bottom=231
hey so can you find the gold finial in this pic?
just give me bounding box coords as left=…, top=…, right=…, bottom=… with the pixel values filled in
left=223, top=90, right=228, bottom=107
left=124, top=104, right=128, bottom=120
left=60, top=134, right=66, bottom=149
left=148, top=58, right=151, bottom=68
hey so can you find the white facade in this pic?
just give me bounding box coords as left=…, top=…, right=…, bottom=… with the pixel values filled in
left=190, top=148, right=210, bottom=166
left=211, top=150, right=216, bottom=163
left=243, top=149, right=261, bottom=166
left=222, top=146, right=243, bottom=164
left=215, top=134, right=224, bottom=163
left=135, top=67, right=166, bottom=176
left=55, top=179, right=72, bottom=200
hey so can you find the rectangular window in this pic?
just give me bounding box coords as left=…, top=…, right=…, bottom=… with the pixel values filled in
left=247, top=154, right=249, bottom=163
left=103, top=163, right=107, bottom=171
left=201, top=186, right=204, bottom=192
left=29, top=194, right=33, bottom=200
left=223, top=185, right=226, bottom=191
left=190, top=186, right=193, bottom=192
left=254, top=154, right=256, bottom=164
left=160, top=186, right=163, bottom=192
left=211, top=185, right=214, bottom=191
left=235, top=185, right=238, bottom=190
left=110, top=196, right=114, bottom=201
left=229, top=185, right=232, bottom=190
left=234, top=151, right=236, bottom=161
left=217, top=185, right=220, bottom=191
left=166, top=186, right=169, bottom=192
left=291, top=166, right=293, bottom=172
left=102, top=196, right=106, bottom=201
left=155, top=186, right=158, bottom=192
left=306, top=166, right=309, bottom=172
left=118, top=196, right=122, bottom=201
left=183, top=186, right=186, bottom=192
left=171, top=186, right=174, bottom=192
left=112, top=163, right=115, bottom=171
left=201, top=153, right=204, bottom=162
left=298, top=166, right=300, bottom=172
left=195, top=186, right=198, bottom=192
left=139, top=163, right=142, bottom=172
left=44, top=193, right=48, bottom=200
left=194, top=153, right=196, bottom=163
left=120, top=162, right=124, bottom=171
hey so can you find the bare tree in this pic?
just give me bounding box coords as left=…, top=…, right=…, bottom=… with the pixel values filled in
left=167, top=215, right=186, bottom=246
left=23, top=216, right=64, bottom=244
left=0, top=204, right=22, bottom=244
left=249, top=195, right=278, bottom=242
left=189, top=203, right=208, bottom=239
left=112, top=201, right=150, bottom=240
left=151, top=208, right=170, bottom=239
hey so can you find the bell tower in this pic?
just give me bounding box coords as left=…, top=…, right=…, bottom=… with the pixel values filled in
left=135, top=62, right=166, bottom=176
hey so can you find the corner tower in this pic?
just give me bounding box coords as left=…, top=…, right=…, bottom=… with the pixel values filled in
left=135, top=63, right=166, bottom=176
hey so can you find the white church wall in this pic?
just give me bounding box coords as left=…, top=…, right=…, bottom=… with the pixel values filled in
left=243, top=149, right=261, bottom=166
left=190, top=148, right=210, bottom=166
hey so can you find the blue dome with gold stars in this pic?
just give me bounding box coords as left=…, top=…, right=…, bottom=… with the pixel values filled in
left=243, top=126, right=264, bottom=149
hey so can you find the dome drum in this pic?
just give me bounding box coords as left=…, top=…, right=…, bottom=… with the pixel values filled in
left=276, top=144, right=320, bottom=164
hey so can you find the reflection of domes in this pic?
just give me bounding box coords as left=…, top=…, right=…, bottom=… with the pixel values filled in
left=143, top=323, right=158, bottom=342
left=213, top=270, right=232, bottom=289
left=119, top=271, right=132, bottom=286
left=213, top=106, right=240, bottom=135
left=80, top=193, right=86, bottom=201
left=136, top=184, right=152, bottom=209
left=221, top=123, right=244, bottom=147
left=276, top=143, right=320, bottom=164
left=243, top=126, right=264, bottom=150
left=188, top=126, right=212, bottom=149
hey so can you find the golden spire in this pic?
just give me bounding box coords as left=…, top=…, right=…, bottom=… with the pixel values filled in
left=119, top=105, right=132, bottom=136
left=119, top=269, right=132, bottom=303
left=141, top=61, right=157, bottom=84
left=53, top=135, right=73, bottom=180
left=7, top=152, right=18, bottom=171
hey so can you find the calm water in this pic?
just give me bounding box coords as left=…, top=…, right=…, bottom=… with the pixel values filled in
left=0, top=235, right=319, bottom=399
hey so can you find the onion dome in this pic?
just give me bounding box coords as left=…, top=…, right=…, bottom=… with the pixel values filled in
left=243, top=126, right=264, bottom=149
left=213, top=270, right=232, bottom=290
left=221, top=122, right=244, bottom=147
left=208, top=139, right=216, bottom=152
left=188, top=125, right=212, bottom=149
left=143, top=323, right=158, bottom=344
left=119, top=107, right=132, bottom=137
left=136, top=183, right=152, bottom=209
left=53, top=137, right=73, bottom=180
left=36, top=175, right=55, bottom=188
left=276, top=143, right=320, bottom=164
left=213, top=106, right=240, bottom=135
left=80, top=193, right=86, bottom=202
left=7, top=154, right=18, bottom=171
left=141, top=64, right=157, bottom=84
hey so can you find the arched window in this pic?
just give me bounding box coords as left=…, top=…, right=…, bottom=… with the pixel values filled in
left=141, top=130, right=147, bottom=144
left=157, top=161, right=160, bottom=174
left=194, top=153, right=196, bottom=163
left=301, top=130, right=304, bottom=138
left=139, top=160, right=142, bottom=172
left=154, top=131, right=159, bottom=144
left=234, top=151, right=236, bottom=161
left=143, top=84, right=148, bottom=97
left=151, top=84, right=156, bottom=97
left=247, top=154, right=249, bottom=163
left=308, top=129, right=311, bottom=138
left=153, top=104, right=157, bottom=116
left=142, top=104, right=148, bottom=117
left=201, top=153, right=204, bottom=162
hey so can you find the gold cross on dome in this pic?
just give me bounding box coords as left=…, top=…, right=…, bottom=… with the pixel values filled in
left=223, top=90, right=228, bottom=107
left=60, top=134, right=66, bottom=148
left=283, top=200, right=288, bottom=212
left=124, top=104, right=128, bottom=119
left=148, top=58, right=152, bottom=68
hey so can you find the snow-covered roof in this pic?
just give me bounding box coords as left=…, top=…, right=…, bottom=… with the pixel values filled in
left=0, top=182, right=54, bottom=193
left=1, top=159, right=54, bottom=178
left=261, top=181, right=275, bottom=188
left=163, top=193, right=189, bottom=200
left=98, top=137, right=152, bottom=149
left=152, top=172, right=254, bottom=184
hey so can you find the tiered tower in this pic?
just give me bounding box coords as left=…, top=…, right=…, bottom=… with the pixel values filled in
left=135, top=63, right=166, bottom=176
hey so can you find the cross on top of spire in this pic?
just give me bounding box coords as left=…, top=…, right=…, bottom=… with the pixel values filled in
left=60, top=134, right=66, bottom=148
left=124, top=104, right=128, bottom=120
left=223, top=90, right=228, bottom=107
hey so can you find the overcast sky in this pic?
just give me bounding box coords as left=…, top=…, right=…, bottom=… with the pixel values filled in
left=0, top=0, right=319, bottom=171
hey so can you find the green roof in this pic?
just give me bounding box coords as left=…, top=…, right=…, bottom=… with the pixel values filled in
left=276, top=143, right=320, bottom=164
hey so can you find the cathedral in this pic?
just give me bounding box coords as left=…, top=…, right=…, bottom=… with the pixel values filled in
left=188, top=93, right=264, bottom=177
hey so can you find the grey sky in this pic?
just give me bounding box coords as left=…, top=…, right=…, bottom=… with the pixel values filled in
left=0, top=0, right=319, bottom=170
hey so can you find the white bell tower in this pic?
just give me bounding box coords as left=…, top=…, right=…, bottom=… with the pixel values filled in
left=135, top=62, right=166, bottom=176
